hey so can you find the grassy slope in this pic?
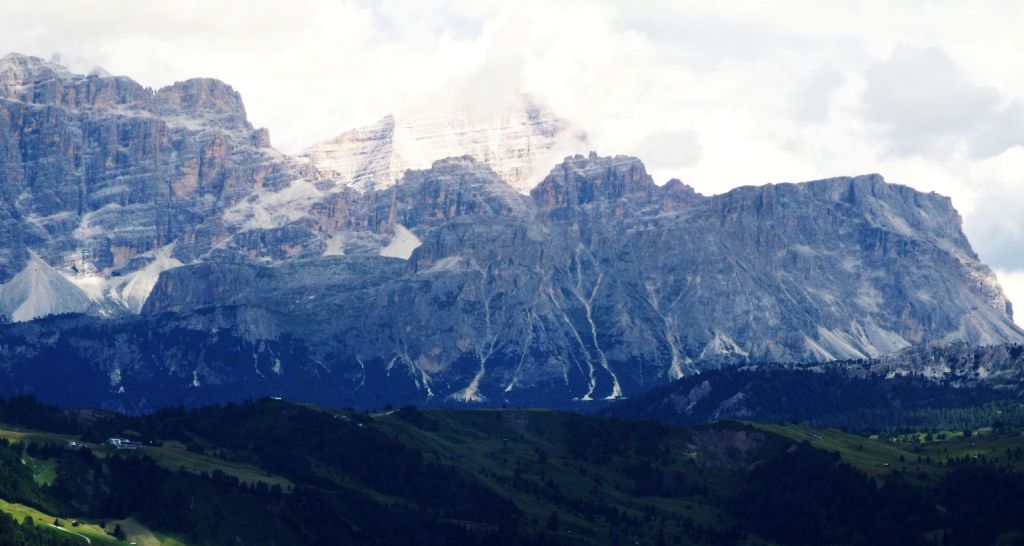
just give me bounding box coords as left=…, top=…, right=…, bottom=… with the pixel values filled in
left=138, top=441, right=291, bottom=488
left=748, top=422, right=917, bottom=477
left=747, top=421, right=1024, bottom=483
left=0, top=427, right=78, bottom=444
left=368, top=409, right=731, bottom=543
left=112, top=403, right=1024, bottom=543
left=0, top=498, right=121, bottom=546
left=0, top=422, right=289, bottom=546
left=106, top=518, right=189, bottom=546
left=0, top=424, right=289, bottom=488
left=23, top=451, right=58, bottom=485
left=0, top=499, right=188, bottom=546
left=5, top=403, right=1024, bottom=545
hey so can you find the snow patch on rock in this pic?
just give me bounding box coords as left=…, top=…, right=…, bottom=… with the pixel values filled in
left=67, top=244, right=184, bottom=314
left=301, top=97, right=588, bottom=194
left=699, top=332, right=749, bottom=359
left=380, top=225, right=422, bottom=260
left=223, top=179, right=323, bottom=231
left=114, top=244, right=184, bottom=313
left=322, top=234, right=346, bottom=257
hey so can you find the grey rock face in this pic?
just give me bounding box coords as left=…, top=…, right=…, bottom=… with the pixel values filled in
left=140, top=153, right=1023, bottom=406
left=1, top=54, right=1021, bottom=409
left=867, top=342, right=1024, bottom=385
left=0, top=53, right=295, bottom=311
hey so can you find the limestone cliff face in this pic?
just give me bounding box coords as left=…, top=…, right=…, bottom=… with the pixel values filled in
left=137, top=154, right=1022, bottom=406
left=0, top=54, right=1020, bottom=410
left=0, top=53, right=295, bottom=311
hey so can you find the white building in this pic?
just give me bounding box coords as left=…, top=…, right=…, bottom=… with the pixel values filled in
left=107, top=437, right=137, bottom=450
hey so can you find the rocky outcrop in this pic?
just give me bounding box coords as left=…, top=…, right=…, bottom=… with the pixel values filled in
left=531, top=152, right=661, bottom=217
left=868, top=342, right=1024, bottom=384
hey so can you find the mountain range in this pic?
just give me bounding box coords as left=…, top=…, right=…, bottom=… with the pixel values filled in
left=0, top=52, right=1021, bottom=411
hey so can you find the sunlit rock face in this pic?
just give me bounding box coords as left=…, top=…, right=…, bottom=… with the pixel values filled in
left=300, top=97, right=588, bottom=194
left=1, top=54, right=1021, bottom=411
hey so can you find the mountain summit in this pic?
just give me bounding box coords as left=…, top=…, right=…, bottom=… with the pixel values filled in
left=300, top=97, right=589, bottom=193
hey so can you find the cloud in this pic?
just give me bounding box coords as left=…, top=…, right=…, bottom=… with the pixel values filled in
left=863, top=45, right=1024, bottom=158
left=791, top=66, right=845, bottom=122
left=632, top=130, right=702, bottom=174
left=959, top=146, right=1024, bottom=271
left=995, top=270, right=1024, bottom=327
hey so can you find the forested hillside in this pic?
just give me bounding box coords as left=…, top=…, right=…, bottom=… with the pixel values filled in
left=602, top=366, right=1024, bottom=435
left=0, top=396, right=1023, bottom=545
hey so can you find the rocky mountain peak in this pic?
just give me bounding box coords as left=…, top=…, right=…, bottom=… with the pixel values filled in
left=788, top=174, right=981, bottom=270
left=300, top=96, right=589, bottom=194
left=0, top=52, right=70, bottom=79
left=0, top=54, right=293, bottom=314
left=719, top=173, right=967, bottom=244
left=530, top=153, right=657, bottom=214
left=656, top=178, right=704, bottom=213
left=155, top=78, right=252, bottom=131
left=393, top=156, right=532, bottom=227
left=0, top=52, right=73, bottom=102
left=661, top=178, right=697, bottom=194
left=1, top=55, right=256, bottom=132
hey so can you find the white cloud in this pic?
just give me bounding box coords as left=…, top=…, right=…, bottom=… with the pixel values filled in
left=791, top=66, right=845, bottom=122
left=996, top=270, right=1024, bottom=327
left=2, top=0, right=1023, bottom=314
left=959, top=147, right=1024, bottom=271
left=634, top=130, right=702, bottom=175
left=863, top=45, right=1024, bottom=158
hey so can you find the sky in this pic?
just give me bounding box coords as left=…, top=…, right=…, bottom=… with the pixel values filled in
left=2, top=0, right=1023, bottom=322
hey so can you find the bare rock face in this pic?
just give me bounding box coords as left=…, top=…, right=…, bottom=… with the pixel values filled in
left=530, top=152, right=658, bottom=215
left=0, top=53, right=295, bottom=314
left=868, top=342, right=1024, bottom=384
left=154, top=78, right=251, bottom=131
left=135, top=154, right=1022, bottom=407
left=0, top=54, right=1021, bottom=410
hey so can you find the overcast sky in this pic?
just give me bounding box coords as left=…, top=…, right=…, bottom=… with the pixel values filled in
left=2, top=0, right=1023, bottom=322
